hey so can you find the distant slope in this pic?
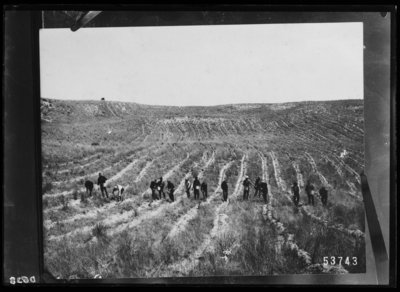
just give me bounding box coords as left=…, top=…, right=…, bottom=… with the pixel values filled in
left=41, top=97, right=363, bottom=122
left=41, top=97, right=364, bottom=169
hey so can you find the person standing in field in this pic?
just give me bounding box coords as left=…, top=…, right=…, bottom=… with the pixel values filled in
left=85, top=180, right=94, bottom=197
left=193, top=177, right=201, bottom=200
left=150, top=178, right=158, bottom=200
left=157, top=177, right=166, bottom=199
left=291, top=181, right=300, bottom=207
left=259, top=178, right=269, bottom=204
left=185, top=178, right=191, bottom=199
left=148, top=178, right=159, bottom=206
left=242, top=175, right=253, bottom=201
left=167, top=180, right=175, bottom=202
left=305, top=180, right=315, bottom=206
left=97, top=173, right=108, bottom=199
left=319, top=186, right=328, bottom=206
left=254, top=176, right=261, bottom=197
left=221, top=178, right=228, bottom=202
left=201, top=181, right=208, bottom=200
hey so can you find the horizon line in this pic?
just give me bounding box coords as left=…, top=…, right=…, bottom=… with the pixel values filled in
left=41, top=97, right=363, bottom=108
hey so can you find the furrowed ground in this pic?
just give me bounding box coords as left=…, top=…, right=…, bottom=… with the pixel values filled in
left=42, top=98, right=365, bottom=278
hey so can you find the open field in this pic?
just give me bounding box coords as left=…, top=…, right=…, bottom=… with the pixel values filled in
left=42, top=98, right=365, bottom=278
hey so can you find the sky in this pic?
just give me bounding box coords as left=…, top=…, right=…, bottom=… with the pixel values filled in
left=40, top=22, right=363, bottom=106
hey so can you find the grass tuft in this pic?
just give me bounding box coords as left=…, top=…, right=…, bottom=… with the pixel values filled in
left=43, top=182, right=53, bottom=194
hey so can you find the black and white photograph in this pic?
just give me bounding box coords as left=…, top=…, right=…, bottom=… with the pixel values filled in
left=40, top=13, right=368, bottom=279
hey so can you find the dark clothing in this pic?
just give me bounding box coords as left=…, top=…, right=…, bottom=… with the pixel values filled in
left=193, top=179, right=201, bottom=200
left=292, top=185, right=300, bottom=206
left=305, top=183, right=315, bottom=206
left=97, top=175, right=107, bottom=185
left=185, top=180, right=191, bottom=198
left=243, top=179, right=251, bottom=187
left=305, top=183, right=314, bottom=194
left=167, top=182, right=175, bottom=202
left=308, top=193, right=314, bottom=205
left=293, top=193, right=300, bottom=206
left=243, top=179, right=251, bottom=200
left=193, top=179, right=200, bottom=189
left=150, top=181, right=158, bottom=200
left=260, top=182, right=268, bottom=195
left=157, top=180, right=165, bottom=189
left=97, top=175, right=108, bottom=198
left=201, top=182, right=208, bottom=200
left=319, top=187, right=328, bottom=206
left=100, top=185, right=108, bottom=198
left=221, top=181, right=228, bottom=191
left=151, top=189, right=158, bottom=200
left=167, top=181, right=175, bottom=190
left=221, top=181, right=228, bottom=202
left=157, top=179, right=166, bottom=199
left=194, top=189, right=200, bottom=200
left=85, top=180, right=93, bottom=197
left=223, top=190, right=228, bottom=202
left=260, top=182, right=268, bottom=204
left=169, top=189, right=175, bottom=202
left=254, top=178, right=261, bottom=197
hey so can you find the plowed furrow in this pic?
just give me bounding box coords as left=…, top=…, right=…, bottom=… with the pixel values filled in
left=167, top=154, right=246, bottom=274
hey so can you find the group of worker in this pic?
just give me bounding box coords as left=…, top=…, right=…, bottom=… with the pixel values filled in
left=225, top=175, right=329, bottom=207
left=149, top=176, right=209, bottom=207
left=149, top=177, right=177, bottom=202
left=183, top=177, right=208, bottom=201
left=241, top=176, right=270, bottom=203
left=149, top=174, right=270, bottom=205
left=87, top=172, right=329, bottom=208
left=216, top=175, right=270, bottom=204
left=86, top=173, right=127, bottom=202
left=291, top=180, right=329, bottom=207
left=84, top=173, right=126, bottom=202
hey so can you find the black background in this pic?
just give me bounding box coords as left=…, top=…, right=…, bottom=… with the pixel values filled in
left=3, top=6, right=396, bottom=286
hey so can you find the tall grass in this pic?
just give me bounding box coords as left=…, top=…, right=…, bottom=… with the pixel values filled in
left=192, top=201, right=302, bottom=276
left=280, top=208, right=365, bottom=273
left=42, top=182, right=53, bottom=195
left=246, top=152, right=262, bottom=180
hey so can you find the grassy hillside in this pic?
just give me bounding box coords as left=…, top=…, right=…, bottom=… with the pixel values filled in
left=41, top=98, right=365, bottom=279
